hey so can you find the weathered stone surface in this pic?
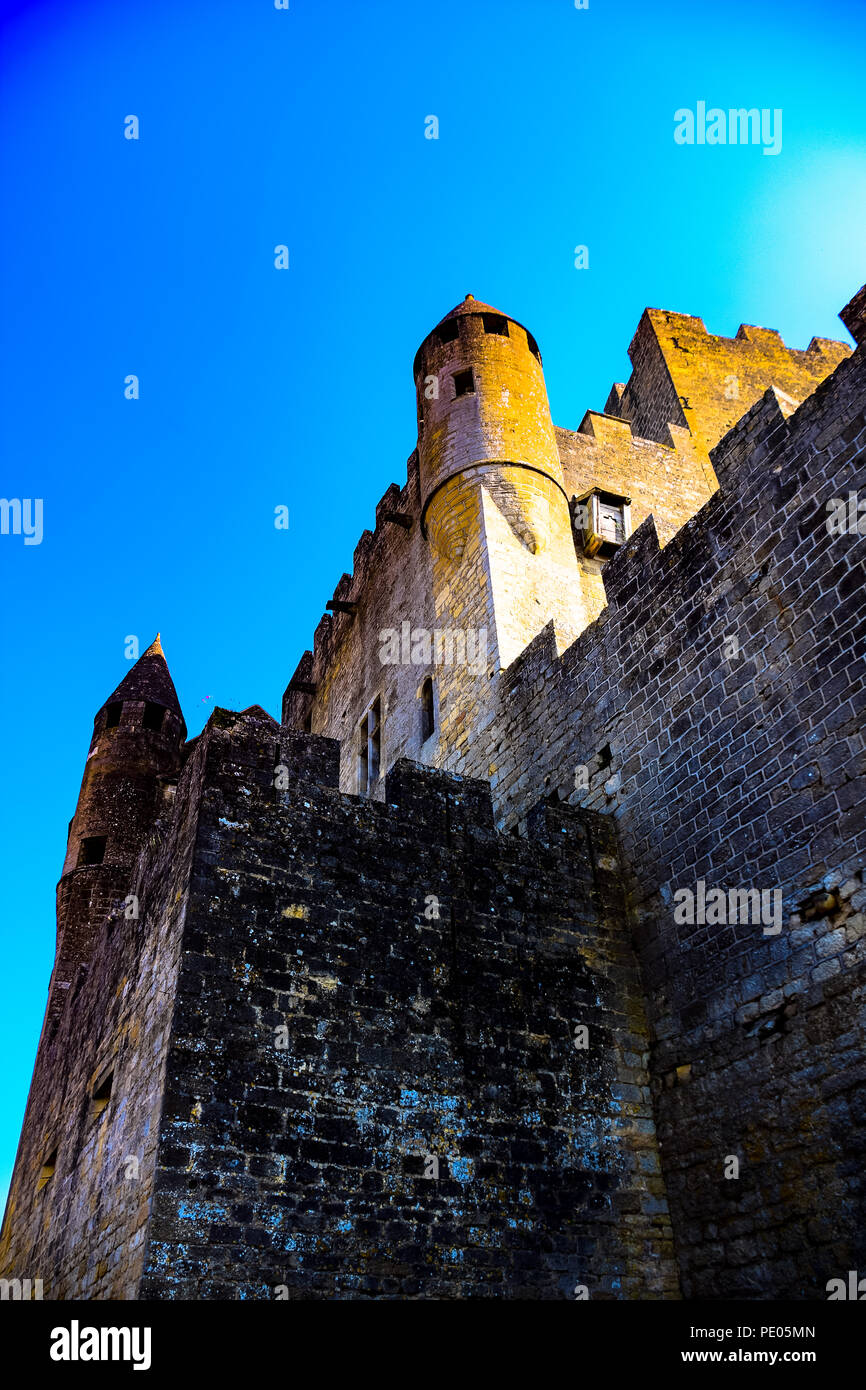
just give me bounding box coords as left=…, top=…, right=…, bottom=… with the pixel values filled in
left=451, top=330, right=866, bottom=1298
left=137, top=715, right=676, bottom=1299
left=2, top=284, right=863, bottom=1300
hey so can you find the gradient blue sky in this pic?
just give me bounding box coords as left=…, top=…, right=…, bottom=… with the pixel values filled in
left=1, top=0, right=864, bottom=1211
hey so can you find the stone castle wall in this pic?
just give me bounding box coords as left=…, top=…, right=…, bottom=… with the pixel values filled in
left=3, top=706, right=682, bottom=1299
left=138, top=710, right=678, bottom=1299
left=611, top=307, right=851, bottom=453
left=282, top=466, right=442, bottom=796
left=283, top=303, right=850, bottom=813
left=3, top=290, right=861, bottom=1302
left=447, top=344, right=866, bottom=1296
left=554, top=412, right=719, bottom=634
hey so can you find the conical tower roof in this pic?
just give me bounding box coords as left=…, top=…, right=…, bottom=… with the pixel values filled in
left=101, top=634, right=185, bottom=727
left=414, top=294, right=540, bottom=377
left=439, top=293, right=509, bottom=323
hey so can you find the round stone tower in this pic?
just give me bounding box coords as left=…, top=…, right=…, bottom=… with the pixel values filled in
left=50, top=635, right=186, bottom=1028
left=413, top=295, right=585, bottom=692
left=414, top=294, right=566, bottom=539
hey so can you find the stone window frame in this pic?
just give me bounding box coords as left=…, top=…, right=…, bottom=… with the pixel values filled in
left=357, top=695, right=382, bottom=796
left=142, top=702, right=165, bottom=732
left=482, top=313, right=509, bottom=337
left=89, top=1068, right=114, bottom=1124
left=104, top=702, right=123, bottom=729
left=435, top=318, right=460, bottom=346
left=453, top=368, right=475, bottom=398
left=79, top=835, right=107, bottom=867
left=419, top=677, right=435, bottom=744
left=36, top=1144, right=58, bottom=1194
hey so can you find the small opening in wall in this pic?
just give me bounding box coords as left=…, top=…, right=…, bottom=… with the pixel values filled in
left=80, top=835, right=107, bottom=867
left=358, top=717, right=368, bottom=792
left=303, top=709, right=313, bottom=734
left=142, top=702, right=165, bottom=732
left=90, top=1071, right=114, bottom=1122
left=420, top=678, right=435, bottom=742
left=436, top=318, right=459, bottom=345
left=598, top=744, right=612, bottom=769
left=453, top=369, right=474, bottom=398
left=369, top=696, right=381, bottom=783
left=358, top=696, right=382, bottom=795
left=482, top=313, right=509, bottom=337
left=526, top=331, right=542, bottom=363
left=36, top=1147, right=58, bottom=1193
left=104, top=703, right=122, bottom=729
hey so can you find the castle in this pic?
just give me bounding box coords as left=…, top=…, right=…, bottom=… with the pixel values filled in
left=2, top=284, right=864, bottom=1299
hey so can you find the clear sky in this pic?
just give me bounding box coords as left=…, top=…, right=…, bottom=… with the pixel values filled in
left=1, top=0, right=864, bottom=1213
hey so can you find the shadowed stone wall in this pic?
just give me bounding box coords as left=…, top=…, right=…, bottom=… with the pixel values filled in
left=139, top=710, right=678, bottom=1299
left=452, top=344, right=866, bottom=1297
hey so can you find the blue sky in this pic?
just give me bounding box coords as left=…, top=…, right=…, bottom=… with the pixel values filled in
left=1, top=0, right=864, bottom=1211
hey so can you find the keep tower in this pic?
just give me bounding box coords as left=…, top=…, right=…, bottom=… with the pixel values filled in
left=414, top=297, right=587, bottom=718
left=49, top=635, right=186, bottom=1031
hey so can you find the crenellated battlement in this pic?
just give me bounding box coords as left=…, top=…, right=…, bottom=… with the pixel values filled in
left=612, top=305, right=851, bottom=455
left=281, top=290, right=853, bottom=803
left=496, top=338, right=863, bottom=745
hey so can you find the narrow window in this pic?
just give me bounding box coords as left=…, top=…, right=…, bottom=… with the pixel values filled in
left=420, top=678, right=435, bottom=742
left=104, top=702, right=122, bottom=729
left=369, top=696, right=381, bottom=783
left=453, top=369, right=474, bottom=398
left=482, top=313, right=509, bottom=337
left=36, top=1147, right=58, bottom=1193
left=303, top=709, right=313, bottom=734
left=358, top=697, right=382, bottom=795
left=90, top=1071, right=113, bottom=1122
left=436, top=318, right=459, bottom=345
left=80, top=835, right=107, bottom=866
left=142, top=702, right=165, bottom=732
left=358, top=715, right=369, bottom=793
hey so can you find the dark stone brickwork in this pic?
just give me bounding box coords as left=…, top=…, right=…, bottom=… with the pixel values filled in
left=3, top=289, right=863, bottom=1302
left=0, top=726, right=208, bottom=1298
left=457, top=347, right=866, bottom=1296
left=136, top=710, right=678, bottom=1298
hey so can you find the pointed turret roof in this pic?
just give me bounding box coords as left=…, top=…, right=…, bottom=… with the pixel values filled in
left=439, top=293, right=508, bottom=323
left=239, top=704, right=280, bottom=726
left=414, top=293, right=538, bottom=376
left=101, top=633, right=186, bottom=728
